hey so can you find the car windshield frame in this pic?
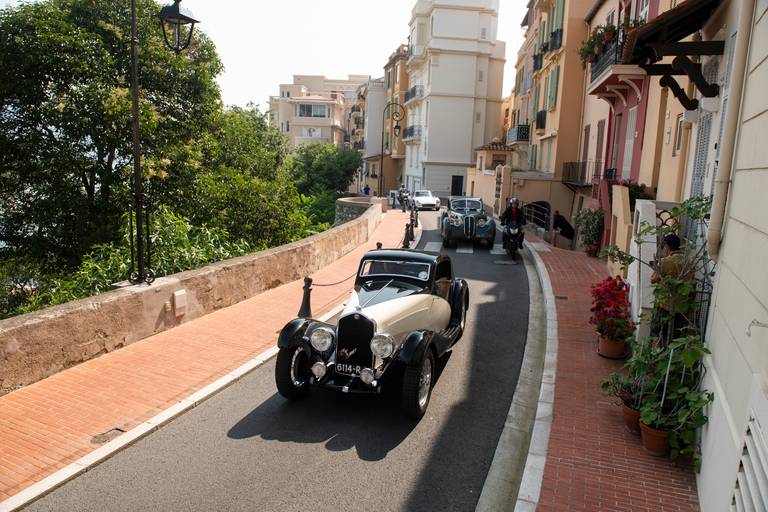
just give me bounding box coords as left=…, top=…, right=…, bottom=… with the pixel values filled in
left=359, top=259, right=432, bottom=282
left=450, top=199, right=482, bottom=210
left=414, top=191, right=432, bottom=197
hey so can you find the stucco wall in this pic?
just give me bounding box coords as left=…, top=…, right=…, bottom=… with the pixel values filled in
left=0, top=200, right=384, bottom=395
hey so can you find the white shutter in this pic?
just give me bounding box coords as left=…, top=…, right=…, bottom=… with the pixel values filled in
left=622, top=107, right=637, bottom=179
left=731, top=416, right=768, bottom=511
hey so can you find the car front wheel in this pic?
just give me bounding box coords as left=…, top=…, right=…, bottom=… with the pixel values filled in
left=402, top=349, right=435, bottom=419
left=275, top=345, right=311, bottom=400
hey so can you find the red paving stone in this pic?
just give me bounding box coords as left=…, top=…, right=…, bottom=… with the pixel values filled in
left=0, top=210, right=412, bottom=502
left=532, top=239, right=700, bottom=511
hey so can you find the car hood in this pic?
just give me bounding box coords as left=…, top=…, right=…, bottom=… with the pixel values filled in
left=414, top=196, right=438, bottom=203
left=342, top=292, right=442, bottom=338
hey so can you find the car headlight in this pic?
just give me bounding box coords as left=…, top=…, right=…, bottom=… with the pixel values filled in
left=478, top=217, right=487, bottom=228
left=310, top=327, right=334, bottom=352
left=370, top=333, right=396, bottom=358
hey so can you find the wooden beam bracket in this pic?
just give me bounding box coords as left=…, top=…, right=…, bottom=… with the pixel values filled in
left=660, top=75, right=699, bottom=111
left=672, top=56, right=720, bottom=97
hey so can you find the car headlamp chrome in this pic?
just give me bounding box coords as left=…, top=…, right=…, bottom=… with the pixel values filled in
left=310, top=326, right=334, bottom=352
left=370, top=333, right=396, bottom=358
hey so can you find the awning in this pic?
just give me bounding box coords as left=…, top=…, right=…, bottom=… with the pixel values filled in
left=623, top=0, right=724, bottom=64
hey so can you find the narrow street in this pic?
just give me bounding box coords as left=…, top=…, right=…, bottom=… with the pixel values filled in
left=24, top=210, right=530, bottom=512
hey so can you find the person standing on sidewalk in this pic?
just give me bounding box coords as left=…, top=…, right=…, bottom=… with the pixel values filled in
left=650, top=233, right=694, bottom=341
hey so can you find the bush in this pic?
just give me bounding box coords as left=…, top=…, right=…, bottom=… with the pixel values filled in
left=574, top=208, right=604, bottom=246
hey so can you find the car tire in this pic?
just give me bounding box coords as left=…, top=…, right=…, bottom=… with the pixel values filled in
left=402, top=349, right=435, bottom=419
left=275, top=345, right=310, bottom=400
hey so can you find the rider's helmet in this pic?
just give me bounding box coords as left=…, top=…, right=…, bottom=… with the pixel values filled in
left=509, top=197, right=519, bottom=207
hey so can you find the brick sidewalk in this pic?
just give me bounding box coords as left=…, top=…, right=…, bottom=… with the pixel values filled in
left=531, top=240, right=699, bottom=511
left=0, top=210, right=412, bottom=502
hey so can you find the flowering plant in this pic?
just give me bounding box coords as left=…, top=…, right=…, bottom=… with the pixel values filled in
left=590, top=276, right=635, bottom=342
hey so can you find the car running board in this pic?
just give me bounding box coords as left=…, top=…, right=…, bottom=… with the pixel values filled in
left=439, top=326, right=462, bottom=345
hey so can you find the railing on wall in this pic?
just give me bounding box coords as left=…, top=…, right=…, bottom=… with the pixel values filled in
left=507, top=124, right=530, bottom=143
left=590, top=36, right=625, bottom=83
left=563, top=160, right=602, bottom=186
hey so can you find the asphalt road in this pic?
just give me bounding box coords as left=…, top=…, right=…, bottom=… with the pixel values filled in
left=25, top=209, right=530, bottom=512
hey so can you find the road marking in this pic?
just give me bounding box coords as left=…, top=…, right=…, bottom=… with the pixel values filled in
left=491, top=244, right=506, bottom=255
left=424, top=242, right=443, bottom=253
left=456, top=245, right=474, bottom=254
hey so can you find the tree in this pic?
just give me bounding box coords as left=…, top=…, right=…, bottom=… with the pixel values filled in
left=288, top=142, right=362, bottom=196
left=0, top=0, right=223, bottom=267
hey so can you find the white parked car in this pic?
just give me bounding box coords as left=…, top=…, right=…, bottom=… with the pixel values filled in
left=412, top=190, right=441, bottom=211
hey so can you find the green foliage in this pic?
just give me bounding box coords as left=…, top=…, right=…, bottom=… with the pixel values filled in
left=288, top=142, right=362, bottom=196
left=574, top=208, right=604, bottom=246
left=300, top=190, right=339, bottom=228
left=0, top=0, right=223, bottom=267
left=18, top=206, right=251, bottom=313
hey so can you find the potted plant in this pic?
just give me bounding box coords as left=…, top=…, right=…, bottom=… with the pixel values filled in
left=574, top=207, right=604, bottom=256
left=602, top=23, right=617, bottom=43
left=602, top=372, right=643, bottom=433
left=590, top=276, right=634, bottom=358
left=638, top=336, right=713, bottom=466
left=578, top=35, right=596, bottom=68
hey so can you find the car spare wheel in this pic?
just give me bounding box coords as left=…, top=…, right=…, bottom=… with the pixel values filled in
left=275, top=345, right=310, bottom=400
left=402, top=349, right=435, bottom=419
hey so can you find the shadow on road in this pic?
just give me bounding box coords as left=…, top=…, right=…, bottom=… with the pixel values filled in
left=227, top=353, right=452, bottom=462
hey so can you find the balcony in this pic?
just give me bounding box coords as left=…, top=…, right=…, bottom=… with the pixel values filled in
left=563, top=161, right=601, bottom=186
left=404, top=85, right=424, bottom=103
left=535, top=110, right=547, bottom=132
left=507, top=124, right=530, bottom=144
left=590, top=38, right=624, bottom=83
left=353, top=141, right=365, bottom=151
left=549, top=29, right=563, bottom=52
left=402, top=125, right=422, bottom=142
left=591, top=167, right=617, bottom=200
left=533, top=53, right=543, bottom=72
left=350, top=105, right=361, bottom=114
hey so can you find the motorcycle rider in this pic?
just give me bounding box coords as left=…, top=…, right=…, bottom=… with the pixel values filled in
left=501, top=197, right=526, bottom=249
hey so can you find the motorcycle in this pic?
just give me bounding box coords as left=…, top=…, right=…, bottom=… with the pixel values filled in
left=503, top=221, right=522, bottom=259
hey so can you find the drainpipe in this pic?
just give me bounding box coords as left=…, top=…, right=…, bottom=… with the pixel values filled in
left=706, top=0, right=756, bottom=261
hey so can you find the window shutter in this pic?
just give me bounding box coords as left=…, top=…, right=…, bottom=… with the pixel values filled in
left=543, top=75, right=550, bottom=110
left=550, top=65, right=560, bottom=108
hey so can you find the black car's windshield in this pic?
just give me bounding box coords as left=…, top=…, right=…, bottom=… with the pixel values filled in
left=360, top=260, right=431, bottom=281
left=451, top=199, right=482, bottom=210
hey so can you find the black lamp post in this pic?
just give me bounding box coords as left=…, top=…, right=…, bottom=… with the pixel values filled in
left=378, top=101, right=404, bottom=198
left=128, top=0, right=198, bottom=285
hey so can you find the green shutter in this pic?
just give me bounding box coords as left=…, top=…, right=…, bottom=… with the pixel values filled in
left=543, top=75, right=550, bottom=110
left=550, top=65, right=560, bottom=108
left=533, top=84, right=540, bottom=112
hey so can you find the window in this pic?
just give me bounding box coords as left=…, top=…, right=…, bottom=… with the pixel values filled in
left=549, top=65, right=560, bottom=109
left=302, top=127, right=322, bottom=138
left=430, top=16, right=434, bottom=37
left=297, top=104, right=328, bottom=118
left=478, top=155, right=485, bottom=170
left=543, top=75, right=550, bottom=110
left=481, top=27, right=487, bottom=39
left=285, top=121, right=290, bottom=132
left=476, top=112, right=481, bottom=124
left=479, top=70, right=484, bottom=82
left=639, top=0, right=650, bottom=21
left=606, top=10, right=615, bottom=25
left=674, top=114, right=684, bottom=155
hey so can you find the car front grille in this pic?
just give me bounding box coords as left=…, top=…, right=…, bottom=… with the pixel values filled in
left=335, top=313, right=375, bottom=372
left=464, top=215, right=476, bottom=238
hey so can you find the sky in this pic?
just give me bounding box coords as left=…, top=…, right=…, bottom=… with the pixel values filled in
left=0, top=0, right=527, bottom=111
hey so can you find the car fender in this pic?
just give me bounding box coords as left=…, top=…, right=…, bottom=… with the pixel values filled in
left=398, top=330, right=434, bottom=366
left=449, top=279, right=469, bottom=327
left=277, top=318, right=311, bottom=349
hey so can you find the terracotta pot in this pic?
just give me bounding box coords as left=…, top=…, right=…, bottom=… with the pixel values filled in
left=640, top=422, right=671, bottom=456
left=622, top=403, right=641, bottom=434
left=598, top=335, right=627, bottom=359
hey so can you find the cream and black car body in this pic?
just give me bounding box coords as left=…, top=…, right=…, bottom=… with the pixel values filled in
left=275, top=249, right=469, bottom=419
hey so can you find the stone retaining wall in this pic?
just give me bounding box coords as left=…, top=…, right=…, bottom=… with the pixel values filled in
left=0, top=200, right=384, bottom=395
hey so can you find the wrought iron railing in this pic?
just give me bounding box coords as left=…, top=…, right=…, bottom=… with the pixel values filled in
left=353, top=141, right=365, bottom=150
left=591, top=167, right=617, bottom=200
left=507, top=124, right=530, bottom=143
left=563, top=161, right=601, bottom=186
left=549, top=29, right=563, bottom=52
left=522, top=201, right=551, bottom=230
left=535, top=110, right=547, bottom=131
left=402, top=125, right=422, bottom=139
left=533, top=53, right=543, bottom=72
left=404, top=85, right=424, bottom=103
left=350, top=105, right=361, bottom=114
left=590, top=37, right=624, bottom=83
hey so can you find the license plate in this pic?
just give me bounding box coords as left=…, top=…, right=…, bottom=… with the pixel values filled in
left=335, top=363, right=362, bottom=376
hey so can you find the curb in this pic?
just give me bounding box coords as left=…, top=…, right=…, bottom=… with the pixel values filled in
left=474, top=241, right=558, bottom=512
left=0, top=305, right=344, bottom=512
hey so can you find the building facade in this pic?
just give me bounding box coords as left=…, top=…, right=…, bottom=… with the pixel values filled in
left=269, top=74, right=369, bottom=149
left=403, top=0, right=506, bottom=197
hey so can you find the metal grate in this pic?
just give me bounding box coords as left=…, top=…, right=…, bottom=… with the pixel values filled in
left=731, top=417, right=768, bottom=511
left=335, top=313, right=375, bottom=372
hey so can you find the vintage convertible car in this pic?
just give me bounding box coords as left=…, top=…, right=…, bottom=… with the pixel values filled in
left=275, top=249, right=469, bottom=419
left=412, top=190, right=441, bottom=211
left=440, top=197, right=496, bottom=248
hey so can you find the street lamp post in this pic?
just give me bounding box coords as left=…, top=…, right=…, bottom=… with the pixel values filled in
left=378, top=101, right=404, bottom=198
left=128, top=0, right=198, bottom=285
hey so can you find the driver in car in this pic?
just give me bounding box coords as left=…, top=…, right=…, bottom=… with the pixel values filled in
left=501, top=197, right=527, bottom=249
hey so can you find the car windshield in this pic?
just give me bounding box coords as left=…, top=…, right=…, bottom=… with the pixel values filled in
left=451, top=199, right=482, bottom=210
left=360, top=260, right=431, bottom=281
left=414, top=191, right=431, bottom=197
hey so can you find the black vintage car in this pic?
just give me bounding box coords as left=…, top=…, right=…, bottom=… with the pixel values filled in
left=275, top=249, right=469, bottom=419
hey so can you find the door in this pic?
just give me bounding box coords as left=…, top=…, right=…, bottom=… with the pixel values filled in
left=451, top=175, right=464, bottom=196
left=622, top=107, right=637, bottom=179
left=611, top=113, right=623, bottom=170
left=595, top=119, right=605, bottom=170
